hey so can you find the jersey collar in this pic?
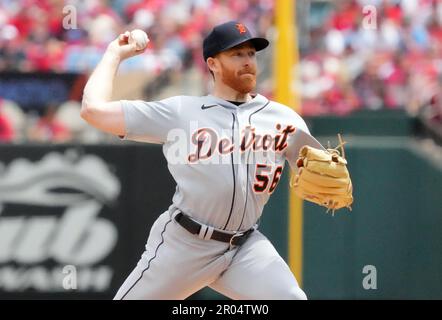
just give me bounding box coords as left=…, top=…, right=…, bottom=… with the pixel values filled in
left=206, top=93, right=269, bottom=111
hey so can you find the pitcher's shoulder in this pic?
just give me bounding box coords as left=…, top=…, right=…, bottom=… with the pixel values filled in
left=267, top=100, right=305, bottom=118
left=267, top=100, right=310, bottom=132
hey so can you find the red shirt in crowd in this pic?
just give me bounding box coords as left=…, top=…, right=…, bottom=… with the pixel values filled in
left=0, top=114, right=14, bottom=142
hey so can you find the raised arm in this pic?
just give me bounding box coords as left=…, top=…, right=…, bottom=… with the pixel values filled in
left=80, top=31, right=148, bottom=136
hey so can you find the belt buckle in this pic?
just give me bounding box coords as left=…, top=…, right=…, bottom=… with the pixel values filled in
left=229, top=232, right=244, bottom=248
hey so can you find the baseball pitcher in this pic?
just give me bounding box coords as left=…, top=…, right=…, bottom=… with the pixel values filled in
left=81, top=21, right=353, bottom=300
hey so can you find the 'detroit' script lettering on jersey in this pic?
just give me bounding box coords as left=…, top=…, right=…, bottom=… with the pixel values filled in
left=188, top=124, right=295, bottom=163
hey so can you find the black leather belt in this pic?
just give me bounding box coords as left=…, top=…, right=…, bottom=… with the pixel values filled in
left=174, top=212, right=254, bottom=247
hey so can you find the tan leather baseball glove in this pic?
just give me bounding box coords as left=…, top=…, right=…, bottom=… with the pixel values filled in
left=291, top=135, right=353, bottom=214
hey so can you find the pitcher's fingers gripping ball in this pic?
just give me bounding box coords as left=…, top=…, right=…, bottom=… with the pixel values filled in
left=128, top=29, right=149, bottom=51
left=292, top=134, right=353, bottom=214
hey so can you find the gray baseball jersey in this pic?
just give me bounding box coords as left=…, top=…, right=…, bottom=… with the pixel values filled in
left=115, top=93, right=324, bottom=300
left=120, top=94, right=322, bottom=231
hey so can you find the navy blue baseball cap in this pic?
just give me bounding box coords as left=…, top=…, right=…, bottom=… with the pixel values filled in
left=203, top=21, right=269, bottom=61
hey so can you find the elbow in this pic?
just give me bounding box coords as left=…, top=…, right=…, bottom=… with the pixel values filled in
left=80, top=88, right=96, bottom=121
left=80, top=103, right=91, bottom=122
left=80, top=99, right=97, bottom=123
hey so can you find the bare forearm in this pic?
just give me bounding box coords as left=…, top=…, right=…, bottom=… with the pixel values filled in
left=79, top=30, right=147, bottom=135
left=82, top=52, right=121, bottom=106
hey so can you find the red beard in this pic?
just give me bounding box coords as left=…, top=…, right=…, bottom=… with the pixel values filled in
left=220, top=62, right=257, bottom=94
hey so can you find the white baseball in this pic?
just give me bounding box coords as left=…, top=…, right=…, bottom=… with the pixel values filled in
left=129, top=29, right=149, bottom=51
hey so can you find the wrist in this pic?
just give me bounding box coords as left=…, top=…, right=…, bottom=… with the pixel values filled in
left=103, top=50, right=122, bottom=65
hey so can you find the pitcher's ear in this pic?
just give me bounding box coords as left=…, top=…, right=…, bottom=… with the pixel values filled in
left=206, top=57, right=216, bottom=72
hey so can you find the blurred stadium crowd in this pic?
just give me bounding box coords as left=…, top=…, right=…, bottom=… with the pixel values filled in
left=300, top=0, right=441, bottom=118
left=0, top=0, right=272, bottom=73
left=0, top=0, right=441, bottom=144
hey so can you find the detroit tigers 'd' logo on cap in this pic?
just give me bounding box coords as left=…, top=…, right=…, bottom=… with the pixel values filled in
left=235, top=23, right=247, bottom=34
